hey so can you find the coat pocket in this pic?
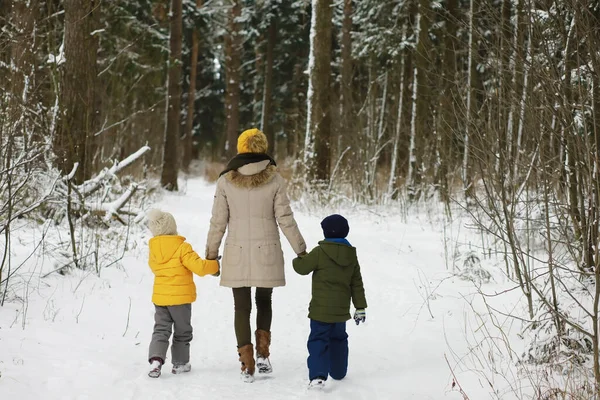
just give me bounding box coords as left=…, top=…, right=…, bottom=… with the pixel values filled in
left=258, top=243, right=282, bottom=266
left=224, top=243, right=242, bottom=266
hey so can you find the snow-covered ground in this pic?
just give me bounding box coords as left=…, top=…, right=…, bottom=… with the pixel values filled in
left=1, top=178, right=525, bottom=399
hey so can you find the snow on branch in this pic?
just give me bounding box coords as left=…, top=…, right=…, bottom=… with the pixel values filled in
left=77, top=145, right=150, bottom=197
left=100, top=183, right=142, bottom=223
left=75, top=183, right=143, bottom=225
left=0, top=174, right=61, bottom=235
left=64, top=162, right=79, bottom=181
left=47, top=43, right=66, bottom=65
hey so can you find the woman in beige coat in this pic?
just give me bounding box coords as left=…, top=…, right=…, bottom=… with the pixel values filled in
left=206, top=128, right=306, bottom=382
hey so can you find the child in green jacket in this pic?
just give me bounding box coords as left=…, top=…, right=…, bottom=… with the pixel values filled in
left=292, top=214, right=367, bottom=389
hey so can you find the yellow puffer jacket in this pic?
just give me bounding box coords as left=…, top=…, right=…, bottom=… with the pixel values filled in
left=148, top=235, right=219, bottom=306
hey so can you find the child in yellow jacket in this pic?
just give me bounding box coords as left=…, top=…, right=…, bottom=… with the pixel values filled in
left=146, top=209, right=219, bottom=378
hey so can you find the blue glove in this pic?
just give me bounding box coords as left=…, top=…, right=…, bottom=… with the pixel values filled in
left=353, top=309, right=366, bottom=325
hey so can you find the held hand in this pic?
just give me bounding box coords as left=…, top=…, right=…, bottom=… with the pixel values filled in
left=353, top=309, right=366, bottom=325
left=212, top=256, right=221, bottom=277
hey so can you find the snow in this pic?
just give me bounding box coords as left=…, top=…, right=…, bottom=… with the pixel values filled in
left=1, top=178, right=527, bottom=399
left=47, top=43, right=65, bottom=66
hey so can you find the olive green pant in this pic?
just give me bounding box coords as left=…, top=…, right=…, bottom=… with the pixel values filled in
left=232, top=287, right=273, bottom=347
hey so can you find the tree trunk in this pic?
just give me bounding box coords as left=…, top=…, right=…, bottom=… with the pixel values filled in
left=506, top=0, right=524, bottom=188
left=160, top=0, right=183, bottom=190
left=366, top=62, right=377, bottom=199
left=408, top=58, right=418, bottom=197
left=339, top=0, right=353, bottom=152
left=513, top=14, right=530, bottom=182
left=594, top=294, right=600, bottom=392
left=262, top=18, right=276, bottom=154
left=224, top=0, right=242, bottom=158
left=387, top=25, right=408, bottom=200
left=182, top=0, right=203, bottom=172
left=463, top=0, right=478, bottom=199
left=438, top=0, right=458, bottom=203
left=304, top=0, right=333, bottom=181
left=496, top=0, right=512, bottom=176
left=7, top=0, right=38, bottom=145
left=368, top=71, right=388, bottom=198
left=407, top=0, right=430, bottom=197
left=541, top=137, right=562, bottom=337
left=252, top=31, right=264, bottom=126
left=55, top=0, right=99, bottom=184
left=562, top=18, right=582, bottom=240
left=288, top=57, right=305, bottom=160
left=592, top=42, right=600, bottom=393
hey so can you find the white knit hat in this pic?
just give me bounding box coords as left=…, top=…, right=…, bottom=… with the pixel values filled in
left=146, top=209, right=178, bottom=236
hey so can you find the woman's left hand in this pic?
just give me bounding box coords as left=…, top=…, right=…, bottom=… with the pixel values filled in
left=212, top=256, right=221, bottom=277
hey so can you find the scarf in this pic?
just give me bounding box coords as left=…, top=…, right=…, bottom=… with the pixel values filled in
left=324, top=238, right=352, bottom=246
left=219, top=153, right=277, bottom=177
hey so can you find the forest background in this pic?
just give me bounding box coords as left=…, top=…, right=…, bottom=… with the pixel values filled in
left=1, top=0, right=600, bottom=397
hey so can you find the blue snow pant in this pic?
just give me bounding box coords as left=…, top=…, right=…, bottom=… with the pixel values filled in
left=307, top=319, right=349, bottom=381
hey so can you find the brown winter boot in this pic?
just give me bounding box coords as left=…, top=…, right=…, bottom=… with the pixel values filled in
left=255, top=329, right=273, bottom=373
left=237, top=344, right=255, bottom=382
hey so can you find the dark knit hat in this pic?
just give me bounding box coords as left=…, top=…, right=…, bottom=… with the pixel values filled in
left=321, top=214, right=349, bottom=239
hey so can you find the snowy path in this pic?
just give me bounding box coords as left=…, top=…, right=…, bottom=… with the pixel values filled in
left=1, top=178, right=487, bottom=399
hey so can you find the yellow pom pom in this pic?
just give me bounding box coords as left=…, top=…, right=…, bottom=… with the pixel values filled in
left=237, top=128, right=269, bottom=154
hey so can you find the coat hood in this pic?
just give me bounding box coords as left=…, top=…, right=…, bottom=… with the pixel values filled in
left=318, top=241, right=356, bottom=267
left=149, top=235, right=186, bottom=264
left=224, top=162, right=277, bottom=189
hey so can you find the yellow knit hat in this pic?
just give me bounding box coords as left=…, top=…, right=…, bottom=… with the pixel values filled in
left=237, top=128, right=268, bottom=154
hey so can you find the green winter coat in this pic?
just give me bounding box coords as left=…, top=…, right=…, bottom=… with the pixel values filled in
left=292, top=241, right=367, bottom=323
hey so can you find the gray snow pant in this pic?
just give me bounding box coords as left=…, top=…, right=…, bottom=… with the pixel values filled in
left=148, top=303, right=193, bottom=365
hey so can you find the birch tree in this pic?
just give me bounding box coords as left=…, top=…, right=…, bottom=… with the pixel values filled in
left=407, top=0, right=431, bottom=197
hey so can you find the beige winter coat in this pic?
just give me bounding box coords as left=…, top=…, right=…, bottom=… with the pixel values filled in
left=205, top=160, right=306, bottom=288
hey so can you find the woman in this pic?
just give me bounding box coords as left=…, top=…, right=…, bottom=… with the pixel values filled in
left=206, top=128, right=306, bottom=382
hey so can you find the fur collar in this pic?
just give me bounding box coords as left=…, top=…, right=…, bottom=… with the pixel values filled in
left=225, top=164, right=278, bottom=189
